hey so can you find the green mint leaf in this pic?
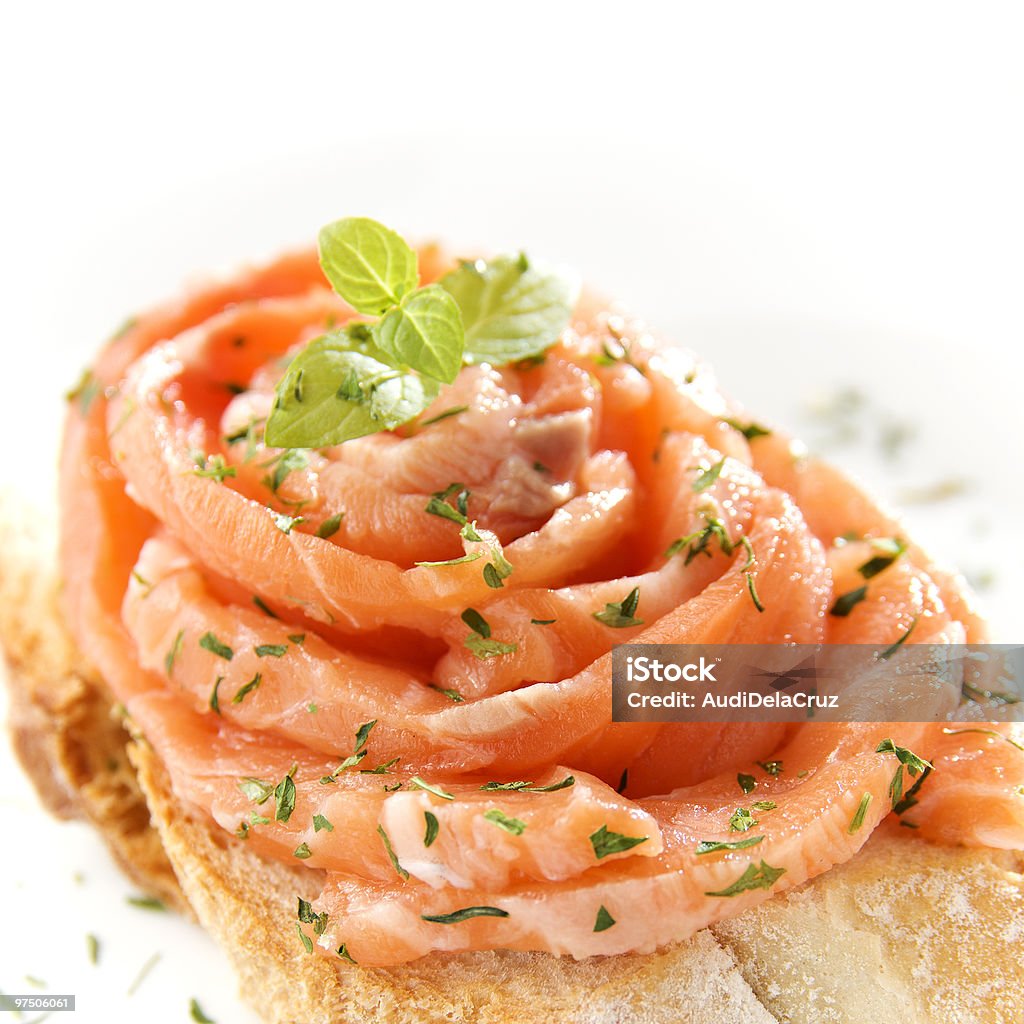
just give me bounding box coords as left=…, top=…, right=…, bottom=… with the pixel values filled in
left=696, top=835, right=764, bottom=855
left=483, top=808, right=527, bottom=835
left=705, top=860, right=786, bottom=897
left=375, top=284, right=465, bottom=384
left=420, top=906, right=509, bottom=925
left=318, top=217, right=417, bottom=315
left=441, top=254, right=575, bottom=365
left=265, top=336, right=438, bottom=449
left=589, top=825, right=649, bottom=860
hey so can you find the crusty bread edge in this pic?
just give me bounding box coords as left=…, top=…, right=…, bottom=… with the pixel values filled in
left=2, top=492, right=1022, bottom=1023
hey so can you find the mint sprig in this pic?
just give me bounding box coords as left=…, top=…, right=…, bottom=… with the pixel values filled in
left=264, top=218, right=574, bottom=449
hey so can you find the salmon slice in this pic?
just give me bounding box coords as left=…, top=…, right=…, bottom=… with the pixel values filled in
left=307, top=724, right=930, bottom=964
left=58, top=246, right=1013, bottom=971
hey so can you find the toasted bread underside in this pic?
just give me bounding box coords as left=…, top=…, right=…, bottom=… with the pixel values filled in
left=2, top=493, right=1022, bottom=1024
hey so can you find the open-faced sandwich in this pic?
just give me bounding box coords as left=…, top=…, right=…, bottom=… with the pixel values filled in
left=2, top=218, right=1022, bottom=1023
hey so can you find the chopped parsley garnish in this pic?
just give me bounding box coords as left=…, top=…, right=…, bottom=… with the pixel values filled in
left=462, top=607, right=517, bottom=659
left=416, top=551, right=484, bottom=568
left=192, top=452, right=237, bottom=483
left=941, top=726, right=1024, bottom=753
left=360, top=757, right=401, bottom=775
left=696, top=835, right=764, bottom=855
left=421, top=906, right=510, bottom=924
left=848, top=793, right=872, bottom=834
left=705, top=860, right=786, bottom=897
left=165, top=629, right=185, bottom=676
left=723, top=418, right=772, bottom=440
left=377, top=824, right=409, bottom=880
left=617, top=768, right=629, bottom=795
left=692, top=458, right=726, bottom=493
left=354, top=720, right=376, bottom=752
left=424, top=811, right=440, bottom=847
left=420, top=404, right=469, bottom=427
left=235, top=821, right=251, bottom=840
left=892, top=765, right=932, bottom=816
left=729, top=808, right=758, bottom=832
left=238, top=778, right=273, bottom=804
left=589, top=825, right=649, bottom=860
left=877, top=738, right=931, bottom=809
left=274, top=769, right=297, bottom=823
left=483, top=562, right=506, bottom=589
left=296, top=924, right=314, bottom=954
left=483, top=809, right=527, bottom=835
left=757, top=760, right=783, bottom=776
left=264, top=449, right=309, bottom=493
left=67, top=368, right=101, bottom=415
left=199, top=631, right=234, bottom=661
left=531, top=618, right=556, bottom=626
left=461, top=607, right=491, bottom=637
left=316, top=513, right=345, bottom=539
left=313, top=814, right=334, bottom=833
left=529, top=775, right=576, bottom=793
left=336, top=944, right=358, bottom=964
left=664, top=515, right=736, bottom=565
left=270, top=510, right=305, bottom=534
left=751, top=800, right=777, bottom=811
left=209, top=676, right=224, bottom=715
left=593, top=905, right=616, bottom=932
left=426, top=483, right=470, bottom=525
left=428, top=683, right=465, bottom=703
left=255, top=644, right=288, bottom=658
left=232, top=673, right=262, bottom=704
left=294, top=843, right=312, bottom=859
left=410, top=776, right=455, bottom=801
left=737, top=773, right=756, bottom=794
left=481, top=780, right=532, bottom=791
left=252, top=595, right=279, bottom=618
left=746, top=572, right=765, bottom=613
left=593, top=586, right=643, bottom=628
left=297, top=897, right=329, bottom=935
left=189, top=997, right=216, bottom=1023
left=288, top=633, right=306, bottom=645
left=125, top=895, right=166, bottom=912
left=830, top=585, right=868, bottom=617
left=878, top=617, right=917, bottom=660
left=858, top=537, right=907, bottom=579
left=86, top=933, right=100, bottom=965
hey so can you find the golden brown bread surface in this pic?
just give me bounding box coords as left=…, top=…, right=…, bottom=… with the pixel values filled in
left=2, top=492, right=1022, bottom=1023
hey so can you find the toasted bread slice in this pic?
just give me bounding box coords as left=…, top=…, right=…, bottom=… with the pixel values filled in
left=2, top=493, right=1022, bottom=1023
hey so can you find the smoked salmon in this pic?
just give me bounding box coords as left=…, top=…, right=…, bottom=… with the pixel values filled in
left=59, top=241, right=1023, bottom=969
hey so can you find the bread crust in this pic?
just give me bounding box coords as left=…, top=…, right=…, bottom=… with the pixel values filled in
left=2, top=494, right=1022, bottom=1023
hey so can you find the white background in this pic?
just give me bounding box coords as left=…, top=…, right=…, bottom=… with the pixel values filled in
left=1, top=3, right=1022, bottom=1022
